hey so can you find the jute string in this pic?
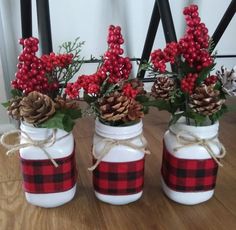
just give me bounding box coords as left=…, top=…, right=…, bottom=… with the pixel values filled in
left=88, top=134, right=150, bottom=171
left=0, top=129, right=70, bottom=167
left=169, top=128, right=226, bottom=167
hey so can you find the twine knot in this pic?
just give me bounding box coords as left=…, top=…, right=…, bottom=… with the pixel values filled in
left=88, top=134, right=150, bottom=171
left=170, top=128, right=226, bottom=167
left=0, top=129, right=69, bottom=167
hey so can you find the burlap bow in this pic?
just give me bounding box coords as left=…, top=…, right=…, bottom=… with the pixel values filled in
left=88, top=134, right=150, bottom=171
left=170, top=128, right=226, bottom=167
left=0, top=129, right=70, bottom=167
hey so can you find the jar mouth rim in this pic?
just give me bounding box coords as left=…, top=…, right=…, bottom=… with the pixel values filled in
left=95, top=118, right=143, bottom=139
left=173, top=117, right=219, bottom=128
left=169, top=117, right=219, bottom=139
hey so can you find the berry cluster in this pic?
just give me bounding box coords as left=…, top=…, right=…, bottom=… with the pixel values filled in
left=65, top=73, right=101, bottom=98
left=122, top=83, right=139, bottom=98
left=180, top=4, right=213, bottom=70
left=41, top=52, right=73, bottom=72
left=99, top=25, right=132, bottom=83
left=181, top=73, right=198, bottom=94
left=150, top=42, right=179, bottom=73
left=12, top=37, right=73, bottom=94
left=204, top=75, right=218, bottom=85
left=66, top=25, right=134, bottom=99
left=150, top=4, right=213, bottom=73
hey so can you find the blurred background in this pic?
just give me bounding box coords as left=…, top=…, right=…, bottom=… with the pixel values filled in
left=0, top=0, right=235, bottom=130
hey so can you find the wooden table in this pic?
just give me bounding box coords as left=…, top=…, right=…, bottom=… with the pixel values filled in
left=0, top=106, right=236, bottom=230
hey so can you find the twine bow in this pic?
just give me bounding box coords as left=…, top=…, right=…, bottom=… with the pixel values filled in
left=88, top=134, right=150, bottom=171
left=170, top=128, right=226, bottom=167
left=0, top=129, right=69, bottom=167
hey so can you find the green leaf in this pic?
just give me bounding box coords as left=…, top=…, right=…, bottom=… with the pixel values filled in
left=62, top=115, right=75, bottom=132
left=136, top=95, right=149, bottom=103
left=84, top=93, right=97, bottom=104
left=39, top=111, right=65, bottom=130
left=169, top=112, right=184, bottom=126
left=196, top=63, right=216, bottom=85
left=1, top=101, right=10, bottom=108
left=185, top=110, right=207, bottom=125
left=178, top=60, right=196, bottom=76
left=64, top=108, right=82, bottom=120
left=209, top=104, right=228, bottom=123
left=11, top=89, right=22, bottom=97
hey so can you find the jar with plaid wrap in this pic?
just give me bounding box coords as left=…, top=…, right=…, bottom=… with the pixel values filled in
left=161, top=117, right=223, bottom=205
left=19, top=122, right=77, bottom=208
left=92, top=119, right=146, bottom=205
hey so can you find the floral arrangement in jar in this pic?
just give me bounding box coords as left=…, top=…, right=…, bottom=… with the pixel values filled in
left=143, top=4, right=232, bottom=126
left=65, top=25, right=147, bottom=126
left=2, top=37, right=84, bottom=131
left=65, top=25, right=149, bottom=205
left=143, top=4, right=234, bottom=205
left=1, top=37, right=84, bottom=208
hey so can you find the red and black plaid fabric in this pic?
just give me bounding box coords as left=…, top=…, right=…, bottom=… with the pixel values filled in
left=20, top=150, right=77, bottom=194
left=161, top=142, right=218, bottom=192
left=93, top=158, right=145, bottom=195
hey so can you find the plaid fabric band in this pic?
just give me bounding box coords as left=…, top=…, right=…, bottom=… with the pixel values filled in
left=93, top=158, right=145, bottom=195
left=161, top=142, right=218, bottom=192
left=20, top=150, right=77, bottom=194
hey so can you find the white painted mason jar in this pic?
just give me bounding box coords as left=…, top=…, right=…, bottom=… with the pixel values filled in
left=19, top=122, right=77, bottom=208
left=92, top=119, right=146, bottom=205
left=161, top=117, right=222, bottom=205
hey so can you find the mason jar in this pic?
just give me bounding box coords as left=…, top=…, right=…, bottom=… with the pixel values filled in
left=92, top=119, right=146, bottom=205
left=161, top=117, right=222, bottom=205
left=19, top=122, right=77, bottom=208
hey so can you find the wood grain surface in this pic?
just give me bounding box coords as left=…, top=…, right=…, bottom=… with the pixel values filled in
left=0, top=103, right=236, bottom=230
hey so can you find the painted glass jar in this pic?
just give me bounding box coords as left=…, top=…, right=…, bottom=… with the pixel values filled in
left=19, top=122, right=77, bottom=208
left=91, top=119, right=147, bottom=205
left=161, top=117, right=224, bottom=205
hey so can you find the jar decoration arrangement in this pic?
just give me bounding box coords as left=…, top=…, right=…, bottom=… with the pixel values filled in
left=66, top=25, right=150, bottom=205
left=1, top=37, right=84, bottom=207
left=143, top=4, right=233, bottom=205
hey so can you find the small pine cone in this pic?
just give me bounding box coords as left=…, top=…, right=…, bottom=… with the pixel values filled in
left=20, top=91, right=55, bottom=124
left=151, top=76, right=175, bottom=100
left=124, top=100, right=144, bottom=122
left=99, top=91, right=131, bottom=122
left=7, top=97, right=22, bottom=120
left=130, top=79, right=146, bottom=95
left=55, top=96, right=80, bottom=110
left=189, top=84, right=225, bottom=116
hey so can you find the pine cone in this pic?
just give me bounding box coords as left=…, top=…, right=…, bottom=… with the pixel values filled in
left=20, top=91, right=56, bottom=124
left=189, top=84, right=225, bottom=116
left=99, top=91, right=131, bottom=122
left=7, top=97, right=22, bottom=120
left=124, top=100, right=144, bottom=122
left=130, top=79, right=146, bottom=95
left=55, top=96, right=80, bottom=110
left=151, top=76, right=175, bottom=100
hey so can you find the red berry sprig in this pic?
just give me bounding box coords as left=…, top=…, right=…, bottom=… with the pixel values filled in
left=41, top=52, right=73, bottom=72
left=204, top=75, right=218, bottom=85
left=122, top=83, right=139, bottom=98
left=180, top=73, right=198, bottom=94
left=150, top=42, right=179, bottom=73
left=66, top=25, right=132, bottom=99
left=100, top=25, right=132, bottom=83
left=12, top=37, right=74, bottom=94
left=12, top=37, right=51, bottom=94
left=179, top=4, right=213, bottom=70
left=150, top=4, right=213, bottom=73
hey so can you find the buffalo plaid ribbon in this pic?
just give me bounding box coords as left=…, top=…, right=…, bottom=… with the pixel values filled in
left=161, top=142, right=218, bottom=192
left=20, top=150, right=77, bottom=193
left=93, top=158, right=145, bottom=195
